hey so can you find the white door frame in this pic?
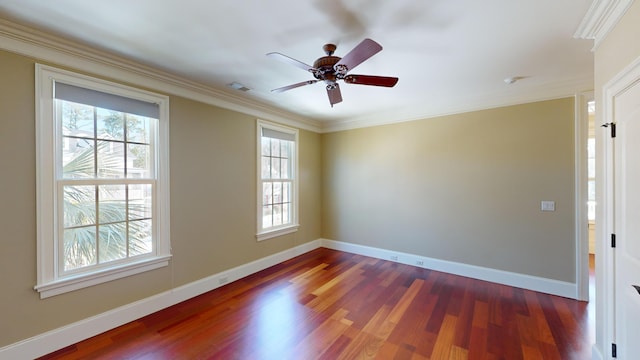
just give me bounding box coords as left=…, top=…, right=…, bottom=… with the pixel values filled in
left=598, top=55, right=640, bottom=359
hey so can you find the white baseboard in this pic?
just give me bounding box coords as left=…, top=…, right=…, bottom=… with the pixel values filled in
left=320, top=239, right=578, bottom=299
left=1, top=238, right=579, bottom=359
left=0, top=239, right=322, bottom=359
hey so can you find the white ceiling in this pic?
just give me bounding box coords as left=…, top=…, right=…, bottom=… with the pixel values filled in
left=0, top=0, right=594, bottom=131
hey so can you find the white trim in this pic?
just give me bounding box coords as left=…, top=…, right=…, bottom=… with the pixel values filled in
left=256, top=224, right=300, bottom=241
left=576, top=91, right=594, bottom=302
left=322, top=90, right=593, bottom=133
left=320, top=239, right=578, bottom=299
left=34, top=256, right=171, bottom=299
left=574, top=0, right=635, bottom=50
left=0, top=18, right=320, bottom=133
left=0, top=239, right=322, bottom=359
left=597, top=53, right=640, bottom=360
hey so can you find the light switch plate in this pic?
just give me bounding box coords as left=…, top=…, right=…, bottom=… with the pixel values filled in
left=541, top=201, right=555, bottom=211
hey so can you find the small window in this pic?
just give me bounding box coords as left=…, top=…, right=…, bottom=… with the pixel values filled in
left=257, top=120, right=299, bottom=240
left=35, top=64, right=171, bottom=298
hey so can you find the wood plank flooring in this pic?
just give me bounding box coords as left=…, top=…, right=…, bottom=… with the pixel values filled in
left=39, top=248, right=594, bottom=359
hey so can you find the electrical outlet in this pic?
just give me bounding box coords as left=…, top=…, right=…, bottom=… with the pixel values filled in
left=416, top=260, right=425, bottom=266
left=541, top=200, right=555, bottom=211
left=219, top=276, right=229, bottom=285
left=390, top=255, right=399, bottom=261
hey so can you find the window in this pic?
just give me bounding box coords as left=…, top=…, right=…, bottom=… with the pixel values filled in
left=35, top=64, right=170, bottom=298
left=257, top=120, right=299, bottom=240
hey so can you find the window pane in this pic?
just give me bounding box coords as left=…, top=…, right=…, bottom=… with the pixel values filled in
left=281, top=158, right=289, bottom=179
left=282, top=203, right=290, bottom=224
left=263, top=182, right=272, bottom=206
left=261, top=138, right=271, bottom=156
left=97, top=108, right=124, bottom=141
left=64, top=226, right=97, bottom=271
left=273, top=204, right=282, bottom=226
left=62, top=138, right=95, bottom=179
left=129, top=219, right=153, bottom=256
left=129, top=184, right=153, bottom=220
left=64, top=185, right=96, bottom=227
left=128, top=143, right=151, bottom=178
left=282, top=182, right=290, bottom=203
left=280, top=141, right=290, bottom=159
left=262, top=205, right=273, bottom=228
left=97, top=140, right=125, bottom=178
left=99, top=185, right=126, bottom=224
left=127, top=115, right=151, bottom=144
left=261, top=156, right=271, bottom=179
left=270, top=138, right=280, bottom=157
left=60, top=100, right=94, bottom=137
left=98, top=222, right=127, bottom=263
left=273, top=182, right=282, bottom=204
left=271, top=158, right=280, bottom=179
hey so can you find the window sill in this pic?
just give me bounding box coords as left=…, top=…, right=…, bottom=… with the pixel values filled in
left=34, top=255, right=172, bottom=299
left=256, top=224, right=300, bottom=241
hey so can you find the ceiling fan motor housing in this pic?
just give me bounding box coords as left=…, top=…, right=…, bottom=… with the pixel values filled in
left=313, top=55, right=341, bottom=82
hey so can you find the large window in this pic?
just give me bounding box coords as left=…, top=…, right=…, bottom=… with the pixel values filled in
left=257, top=120, right=299, bottom=241
left=35, top=65, right=171, bottom=298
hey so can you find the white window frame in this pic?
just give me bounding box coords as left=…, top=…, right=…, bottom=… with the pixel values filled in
left=256, top=120, right=299, bottom=241
left=34, top=64, right=171, bottom=298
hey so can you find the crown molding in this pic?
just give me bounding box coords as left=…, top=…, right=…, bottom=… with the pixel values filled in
left=574, top=0, right=635, bottom=49
left=0, top=18, right=322, bottom=133
left=321, top=75, right=595, bottom=133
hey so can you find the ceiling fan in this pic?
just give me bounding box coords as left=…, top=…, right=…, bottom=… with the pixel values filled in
left=267, top=38, right=399, bottom=107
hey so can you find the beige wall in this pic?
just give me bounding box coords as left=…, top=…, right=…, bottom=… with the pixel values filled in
left=322, top=98, right=576, bottom=282
left=0, top=49, right=322, bottom=346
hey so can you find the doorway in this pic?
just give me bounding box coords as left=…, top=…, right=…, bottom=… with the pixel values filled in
left=577, top=93, right=595, bottom=303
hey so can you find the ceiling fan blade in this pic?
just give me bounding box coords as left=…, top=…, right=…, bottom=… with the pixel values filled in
left=271, top=80, right=319, bottom=93
left=334, top=38, right=383, bottom=74
left=266, top=52, right=316, bottom=73
left=344, top=74, right=399, bottom=87
left=326, top=83, right=343, bottom=107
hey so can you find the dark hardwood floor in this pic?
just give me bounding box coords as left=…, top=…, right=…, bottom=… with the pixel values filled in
left=39, top=248, right=594, bottom=359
